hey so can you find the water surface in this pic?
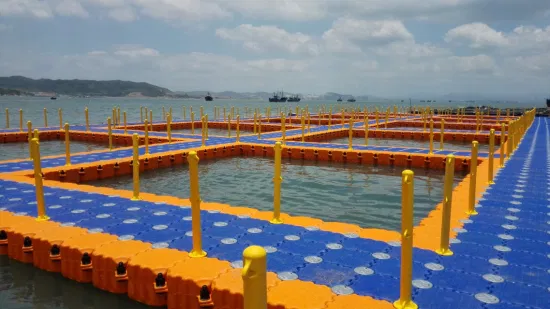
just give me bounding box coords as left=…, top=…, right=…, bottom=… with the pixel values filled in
left=0, top=141, right=122, bottom=162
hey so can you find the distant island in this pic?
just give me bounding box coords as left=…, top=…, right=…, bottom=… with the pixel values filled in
left=0, top=76, right=174, bottom=98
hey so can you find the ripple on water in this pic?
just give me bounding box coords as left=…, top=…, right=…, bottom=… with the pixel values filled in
left=88, top=157, right=463, bottom=231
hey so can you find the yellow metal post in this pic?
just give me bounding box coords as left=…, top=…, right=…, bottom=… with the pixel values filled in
left=242, top=246, right=267, bottom=309
left=436, top=155, right=455, bottom=256
left=33, top=129, right=38, bottom=139
left=58, top=108, right=63, bottom=130
left=307, top=112, right=311, bottom=133
left=271, top=142, right=283, bottom=224
left=31, top=138, right=49, bottom=221
left=236, top=115, right=240, bottom=142
left=205, top=114, right=209, bottom=139
left=385, top=109, right=389, bottom=129
left=488, top=129, right=495, bottom=184
left=365, top=118, right=369, bottom=146
left=107, top=117, right=113, bottom=151
left=227, top=115, right=232, bottom=138
left=85, top=107, right=90, bottom=131
left=439, top=119, right=444, bottom=150
left=140, top=106, right=144, bottom=122
left=500, top=123, right=505, bottom=166
left=429, top=119, right=434, bottom=154
left=422, top=111, right=426, bottom=132
left=44, top=108, right=48, bottom=127
left=506, top=121, right=512, bottom=156
left=467, top=141, right=479, bottom=215
left=281, top=114, right=286, bottom=145
left=258, top=116, right=262, bottom=139
left=64, top=123, right=71, bottom=166
left=188, top=151, right=207, bottom=258
left=223, top=107, right=226, bottom=120
left=393, top=170, right=417, bottom=309
left=496, top=109, right=500, bottom=122
left=130, top=133, right=140, bottom=200
left=253, top=112, right=257, bottom=134
left=328, top=108, right=332, bottom=130
left=191, top=112, right=195, bottom=134
left=19, top=109, right=23, bottom=132
left=375, top=109, right=379, bottom=129
left=301, top=114, right=305, bottom=142
left=144, top=119, right=150, bottom=155
left=27, top=121, right=33, bottom=160
left=5, top=108, right=8, bottom=128
left=123, top=112, right=127, bottom=134
left=348, top=117, right=353, bottom=150
left=117, top=107, right=121, bottom=125
left=200, top=106, right=204, bottom=120
left=201, top=116, right=206, bottom=146
left=162, top=106, right=166, bottom=121
left=167, top=113, right=172, bottom=143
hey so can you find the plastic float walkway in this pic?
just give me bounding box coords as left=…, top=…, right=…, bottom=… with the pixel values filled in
left=1, top=114, right=547, bottom=308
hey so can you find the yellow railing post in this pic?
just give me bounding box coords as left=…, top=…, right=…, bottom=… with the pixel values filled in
left=201, top=116, right=206, bottom=146
left=131, top=133, right=140, bottom=200
left=375, top=108, right=380, bottom=129
left=58, top=108, right=63, bottom=130
left=393, top=170, right=417, bottom=309
left=506, top=121, right=512, bottom=156
left=253, top=112, right=257, bottom=134
left=162, top=106, right=166, bottom=121
left=44, top=108, right=48, bottom=127
left=144, top=119, right=150, bottom=155
left=205, top=114, right=209, bottom=139
left=27, top=121, right=33, bottom=160
left=328, top=108, right=332, bottom=130
left=242, top=245, right=267, bottom=309
left=107, top=117, right=113, bottom=151
left=429, top=119, right=434, bottom=154
left=64, top=123, right=71, bottom=166
left=188, top=151, right=207, bottom=258
left=167, top=113, right=172, bottom=143
left=223, top=107, right=226, bottom=120
left=200, top=106, right=204, bottom=120
left=496, top=109, right=500, bottom=122
left=85, top=107, right=90, bottom=131
left=258, top=115, right=262, bottom=139
left=140, top=106, right=144, bottom=122
left=271, top=142, right=283, bottom=224
left=117, top=107, right=121, bottom=125
left=191, top=112, right=195, bottom=134
left=31, top=138, right=49, bottom=221
left=227, top=115, right=232, bottom=138
left=439, top=119, right=444, bottom=150
left=307, top=112, right=311, bottom=133
left=488, top=129, right=495, bottom=184
left=19, top=109, right=23, bottom=132
left=281, top=114, right=286, bottom=145
left=467, top=141, right=479, bottom=215
left=348, top=117, right=353, bottom=150
left=123, top=111, right=127, bottom=134
left=5, top=108, right=9, bottom=128
left=422, top=111, right=426, bottom=132
left=301, top=114, right=305, bottom=142
left=33, top=129, right=38, bottom=139
left=384, top=109, right=389, bottom=129
left=236, top=115, right=240, bottom=142
left=436, top=154, right=455, bottom=256
left=500, top=123, right=505, bottom=166
left=364, top=118, right=369, bottom=146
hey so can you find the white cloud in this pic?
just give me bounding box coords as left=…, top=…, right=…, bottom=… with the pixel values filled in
left=132, top=0, right=229, bottom=22
left=216, top=24, right=320, bottom=56
left=445, top=54, right=497, bottom=74
left=445, top=23, right=509, bottom=48
left=113, top=45, right=159, bottom=57
left=0, top=0, right=53, bottom=18
left=87, top=50, right=108, bottom=56
left=247, top=59, right=309, bottom=72
left=55, top=0, right=89, bottom=18
left=108, top=7, right=137, bottom=22
left=218, top=0, right=327, bottom=21
left=446, top=23, right=550, bottom=55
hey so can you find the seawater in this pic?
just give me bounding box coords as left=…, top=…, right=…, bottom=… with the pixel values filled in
left=89, top=156, right=465, bottom=231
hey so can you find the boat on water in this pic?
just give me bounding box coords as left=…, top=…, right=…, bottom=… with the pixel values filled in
left=50, top=94, right=57, bottom=100
left=347, top=97, right=356, bottom=102
left=337, top=97, right=343, bottom=102
left=268, top=91, right=288, bottom=102
left=205, top=92, right=213, bottom=101
left=287, top=94, right=301, bottom=102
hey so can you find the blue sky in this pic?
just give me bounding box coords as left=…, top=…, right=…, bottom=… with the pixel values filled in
left=0, top=0, right=549, bottom=98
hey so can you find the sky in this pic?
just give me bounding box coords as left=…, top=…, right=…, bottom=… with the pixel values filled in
left=0, top=0, right=549, bottom=98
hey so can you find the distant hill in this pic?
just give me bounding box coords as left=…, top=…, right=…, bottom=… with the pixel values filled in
left=0, top=76, right=172, bottom=97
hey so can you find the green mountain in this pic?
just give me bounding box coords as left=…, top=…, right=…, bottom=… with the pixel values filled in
left=0, top=76, right=172, bottom=97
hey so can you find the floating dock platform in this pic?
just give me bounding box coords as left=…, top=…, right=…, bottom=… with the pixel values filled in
left=1, top=107, right=548, bottom=309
